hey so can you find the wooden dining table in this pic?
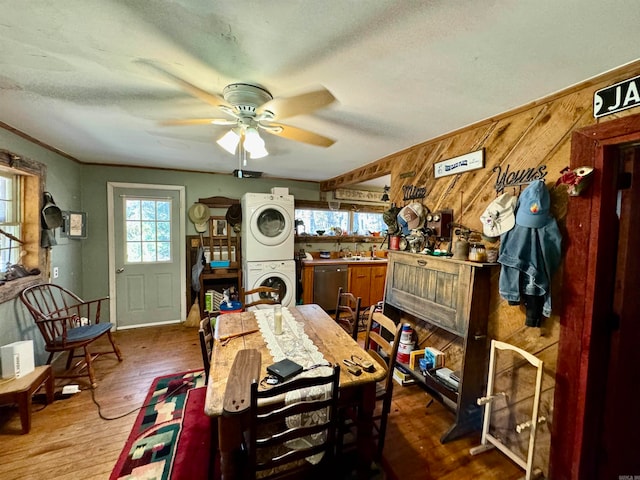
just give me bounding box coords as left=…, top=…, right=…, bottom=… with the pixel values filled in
left=204, top=303, right=387, bottom=479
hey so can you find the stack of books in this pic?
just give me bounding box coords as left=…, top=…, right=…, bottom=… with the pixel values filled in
left=393, top=364, right=416, bottom=386
left=424, top=347, right=445, bottom=370
left=409, top=349, right=425, bottom=369
left=435, top=367, right=460, bottom=391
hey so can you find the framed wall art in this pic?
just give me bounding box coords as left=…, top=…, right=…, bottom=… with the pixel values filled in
left=210, top=217, right=227, bottom=237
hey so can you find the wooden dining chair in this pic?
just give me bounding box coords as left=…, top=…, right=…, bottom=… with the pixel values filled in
left=244, top=364, right=341, bottom=479
left=199, top=316, right=214, bottom=382
left=338, top=305, right=403, bottom=460
left=364, top=307, right=403, bottom=458
left=19, top=283, right=123, bottom=388
left=334, top=287, right=361, bottom=341
left=242, top=285, right=283, bottom=309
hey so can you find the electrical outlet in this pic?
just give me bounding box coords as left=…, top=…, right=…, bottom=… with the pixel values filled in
left=53, top=267, right=59, bottom=278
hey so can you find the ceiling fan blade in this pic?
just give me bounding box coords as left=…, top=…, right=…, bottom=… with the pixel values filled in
left=256, top=87, right=336, bottom=120
left=137, top=59, right=233, bottom=111
left=160, top=118, right=237, bottom=126
left=261, top=122, right=335, bottom=147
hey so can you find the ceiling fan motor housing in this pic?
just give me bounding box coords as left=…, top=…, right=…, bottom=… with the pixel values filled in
left=223, top=83, right=273, bottom=117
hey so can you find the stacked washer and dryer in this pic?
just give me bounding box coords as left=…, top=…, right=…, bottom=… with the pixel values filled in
left=241, top=189, right=296, bottom=308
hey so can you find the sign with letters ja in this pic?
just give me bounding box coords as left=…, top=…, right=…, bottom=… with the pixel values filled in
left=594, top=74, right=640, bottom=118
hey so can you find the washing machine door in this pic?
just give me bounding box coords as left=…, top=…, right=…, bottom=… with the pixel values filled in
left=249, top=204, right=293, bottom=246
left=254, top=273, right=293, bottom=307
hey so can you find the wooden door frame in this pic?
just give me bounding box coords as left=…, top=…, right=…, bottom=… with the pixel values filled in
left=551, top=113, right=640, bottom=479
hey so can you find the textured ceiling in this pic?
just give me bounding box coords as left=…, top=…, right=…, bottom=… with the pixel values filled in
left=1, top=1, right=639, bottom=187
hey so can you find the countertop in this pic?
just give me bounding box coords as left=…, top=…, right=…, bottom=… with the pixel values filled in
left=301, top=257, right=388, bottom=266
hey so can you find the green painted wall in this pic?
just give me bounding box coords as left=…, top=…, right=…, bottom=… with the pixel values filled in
left=0, top=130, right=83, bottom=364
left=78, top=164, right=321, bottom=305
left=1, top=128, right=322, bottom=364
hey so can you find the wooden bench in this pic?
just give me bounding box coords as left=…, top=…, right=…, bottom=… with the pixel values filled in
left=0, top=365, right=54, bottom=434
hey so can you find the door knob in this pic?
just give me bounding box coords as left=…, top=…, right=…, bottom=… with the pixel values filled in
left=116, top=267, right=125, bottom=274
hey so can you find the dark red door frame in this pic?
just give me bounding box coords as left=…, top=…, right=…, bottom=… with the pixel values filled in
left=551, top=113, right=640, bottom=479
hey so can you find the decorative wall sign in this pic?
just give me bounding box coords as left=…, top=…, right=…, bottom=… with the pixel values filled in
left=434, top=148, right=485, bottom=178
left=594, top=74, right=640, bottom=118
left=402, top=184, right=427, bottom=201
left=493, top=164, right=548, bottom=192
left=334, top=188, right=383, bottom=203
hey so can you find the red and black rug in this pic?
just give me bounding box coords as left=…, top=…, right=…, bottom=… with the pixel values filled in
left=110, top=370, right=212, bottom=480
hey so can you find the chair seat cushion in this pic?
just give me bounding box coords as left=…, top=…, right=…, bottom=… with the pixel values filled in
left=54, top=323, right=113, bottom=345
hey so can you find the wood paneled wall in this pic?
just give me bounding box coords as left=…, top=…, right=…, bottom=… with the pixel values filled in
left=323, top=60, right=640, bottom=476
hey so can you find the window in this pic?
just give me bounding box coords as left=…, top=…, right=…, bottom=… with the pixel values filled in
left=124, top=198, right=172, bottom=263
left=294, top=208, right=386, bottom=236
left=0, top=150, right=45, bottom=302
left=353, top=211, right=387, bottom=235
left=0, top=172, right=21, bottom=272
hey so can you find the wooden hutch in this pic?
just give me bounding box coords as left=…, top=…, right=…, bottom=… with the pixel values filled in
left=383, top=251, right=495, bottom=443
left=186, top=196, right=242, bottom=317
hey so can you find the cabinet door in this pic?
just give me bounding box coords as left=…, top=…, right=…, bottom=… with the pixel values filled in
left=369, top=265, right=387, bottom=306
left=302, top=265, right=314, bottom=304
left=349, top=265, right=372, bottom=307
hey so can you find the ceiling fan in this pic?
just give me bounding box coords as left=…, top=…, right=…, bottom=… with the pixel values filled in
left=140, top=60, right=337, bottom=159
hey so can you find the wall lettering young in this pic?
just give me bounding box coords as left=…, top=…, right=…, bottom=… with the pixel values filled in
left=493, top=164, right=548, bottom=192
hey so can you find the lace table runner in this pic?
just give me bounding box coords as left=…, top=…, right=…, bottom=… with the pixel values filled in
left=254, top=307, right=326, bottom=368
left=253, top=307, right=332, bottom=464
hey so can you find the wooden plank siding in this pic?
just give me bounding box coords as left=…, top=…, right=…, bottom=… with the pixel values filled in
left=322, top=59, right=640, bottom=477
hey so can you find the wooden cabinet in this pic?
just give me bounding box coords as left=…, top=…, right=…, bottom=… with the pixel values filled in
left=301, top=263, right=315, bottom=305
left=383, top=251, right=493, bottom=443
left=349, top=264, right=387, bottom=308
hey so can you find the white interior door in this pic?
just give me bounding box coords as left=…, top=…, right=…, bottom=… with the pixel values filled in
left=108, top=183, right=185, bottom=329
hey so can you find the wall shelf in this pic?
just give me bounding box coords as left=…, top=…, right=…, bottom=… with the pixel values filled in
left=295, top=235, right=387, bottom=244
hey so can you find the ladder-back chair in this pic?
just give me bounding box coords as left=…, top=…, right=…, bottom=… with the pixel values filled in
left=339, top=306, right=402, bottom=460
left=362, top=307, right=403, bottom=458
left=199, top=316, right=214, bottom=382
left=334, top=287, right=361, bottom=341
left=245, top=364, right=341, bottom=479
left=242, top=285, right=283, bottom=310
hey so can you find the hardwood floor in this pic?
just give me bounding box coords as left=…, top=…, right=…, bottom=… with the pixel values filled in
left=0, top=323, right=523, bottom=480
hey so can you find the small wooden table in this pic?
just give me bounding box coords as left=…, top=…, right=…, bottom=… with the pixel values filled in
left=0, top=365, right=54, bottom=434
left=205, top=304, right=386, bottom=479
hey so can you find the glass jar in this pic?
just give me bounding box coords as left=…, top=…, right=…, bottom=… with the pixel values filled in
left=468, top=243, right=487, bottom=262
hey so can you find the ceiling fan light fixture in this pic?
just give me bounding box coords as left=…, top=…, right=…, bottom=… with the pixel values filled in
left=243, top=127, right=263, bottom=149
left=217, top=128, right=241, bottom=154
left=243, top=127, right=268, bottom=158
left=249, top=144, right=269, bottom=159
